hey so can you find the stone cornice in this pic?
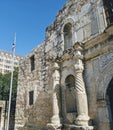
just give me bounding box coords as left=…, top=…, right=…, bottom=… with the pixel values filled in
left=84, top=32, right=109, bottom=50
left=84, top=37, right=113, bottom=60
left=84, top=26, right=113, bottom=60
left=84, top=26, right=113, bottom=50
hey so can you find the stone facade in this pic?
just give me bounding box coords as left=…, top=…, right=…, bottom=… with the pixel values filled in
left=15, top=0, right=113, bottom=130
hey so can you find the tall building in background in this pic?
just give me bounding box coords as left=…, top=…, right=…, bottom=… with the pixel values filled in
left=0, top=50, right=24, bottom=74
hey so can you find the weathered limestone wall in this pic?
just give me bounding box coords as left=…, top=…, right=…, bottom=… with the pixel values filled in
left=15, top=0, right=112, bottom=130
left=45, top=0, right=106, bottom=57
left=15, top=43, right=53, bottom=130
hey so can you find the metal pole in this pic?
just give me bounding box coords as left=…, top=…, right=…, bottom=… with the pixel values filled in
left=6, top=33, right=16, bottom=130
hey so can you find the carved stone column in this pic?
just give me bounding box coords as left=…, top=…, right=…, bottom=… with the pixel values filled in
left=74, top=44, right=89, bottom=126
left=48, top=62, right=61, bottom=130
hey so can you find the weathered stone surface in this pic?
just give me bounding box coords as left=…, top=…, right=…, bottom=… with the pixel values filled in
left=15, top=0, right=113, bottom=130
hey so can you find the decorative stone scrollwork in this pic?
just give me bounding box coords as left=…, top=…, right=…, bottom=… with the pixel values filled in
left=74, top=59, right=84, bottom=73
left=47, top=62, right=62, bottom=129
left=74, top=42, right=84, bottom=72
left=99, top=52, right=113, bottom=71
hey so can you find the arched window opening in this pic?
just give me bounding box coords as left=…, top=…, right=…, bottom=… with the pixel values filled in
left=103, top=0, right=113, bottom=26
left=63, top=23, right=72, bottom=50
left=65, top=75, right=76, bottom=113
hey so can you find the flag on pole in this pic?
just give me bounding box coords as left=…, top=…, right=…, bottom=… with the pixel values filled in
left=12, top=33, right=16, bottom=52
left=12, top=43, right=15, bottom=52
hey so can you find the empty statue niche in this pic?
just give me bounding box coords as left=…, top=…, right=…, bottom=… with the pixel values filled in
left=65, top=75, right=77, bottom=123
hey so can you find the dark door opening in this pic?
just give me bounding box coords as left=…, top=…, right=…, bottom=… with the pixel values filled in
left=107, top=78, right=113, bottom=129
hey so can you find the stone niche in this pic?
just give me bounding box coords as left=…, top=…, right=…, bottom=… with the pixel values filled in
left=59, top=48, right=94, bottom=130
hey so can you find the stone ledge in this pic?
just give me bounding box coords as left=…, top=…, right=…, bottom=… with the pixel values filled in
left=64, top=124, right=94, bottom=130
left=47, top=123, right=62, bottom=130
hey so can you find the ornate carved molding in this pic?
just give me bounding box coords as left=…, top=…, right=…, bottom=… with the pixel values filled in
left=99, top=52, right=113, bottom=71
left=74, top=42, right=84, bottom=72
left=62, top=52, right=73, bottom=61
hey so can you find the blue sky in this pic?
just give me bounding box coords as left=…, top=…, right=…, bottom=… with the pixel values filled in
left=0, top=0, right=66, bottom=56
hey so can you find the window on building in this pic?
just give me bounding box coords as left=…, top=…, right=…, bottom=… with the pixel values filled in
left=63, top=23, right=72, bottom=50
left=103, top=0, right=113, bottom=26
left=14, top=62, right=18, bottom=65
left=0, top=58, right=3, bottom=62
left=30, top=55, right=35, bottom=71
left=29, top=91, right=34, bottom=105
left=5, top=60, right=10, bottom=63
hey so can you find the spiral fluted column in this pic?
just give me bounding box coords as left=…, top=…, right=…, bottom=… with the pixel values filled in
left=74, top=44, right=89, bottom=126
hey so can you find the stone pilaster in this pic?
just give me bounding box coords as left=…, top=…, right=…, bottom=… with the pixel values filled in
left=74, top=44, right=89, bottom=126
left=47, top=62, right=62, bottom=130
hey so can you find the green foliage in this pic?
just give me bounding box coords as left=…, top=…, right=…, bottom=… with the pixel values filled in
left=0, top=67, right=18, bottom=101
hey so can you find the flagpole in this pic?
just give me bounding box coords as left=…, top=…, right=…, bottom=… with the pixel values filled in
left=6, top=33, right=16, bottom=130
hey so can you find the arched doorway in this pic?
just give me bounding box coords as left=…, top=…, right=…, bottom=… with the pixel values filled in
left=106, top=78, right=113, bottom=129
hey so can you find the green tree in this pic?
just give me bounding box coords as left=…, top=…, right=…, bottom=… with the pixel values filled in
left=12, top=67, right=18, bottom=101
left=0, top=73, right=4, bottom=99
left=0, top=67, right=18, bottom=130
left=0, top=67, right=18, bottom=101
